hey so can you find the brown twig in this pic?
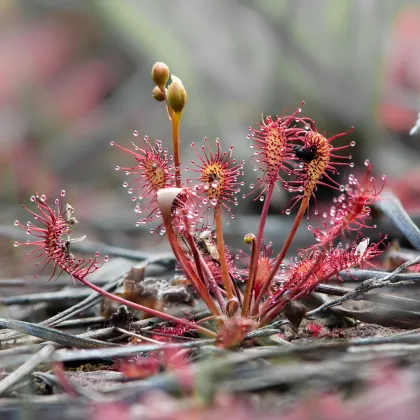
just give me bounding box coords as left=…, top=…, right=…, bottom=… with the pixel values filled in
left=307, top=255, right=420, bottom=319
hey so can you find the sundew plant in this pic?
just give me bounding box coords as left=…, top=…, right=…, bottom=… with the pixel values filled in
left=14, top=62, right=388, bottom=345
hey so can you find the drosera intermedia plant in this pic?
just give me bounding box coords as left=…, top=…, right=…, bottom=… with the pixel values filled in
left=14, top=61, right=389, bottom=345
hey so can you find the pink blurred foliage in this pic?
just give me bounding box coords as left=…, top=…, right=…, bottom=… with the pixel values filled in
left=0, top=14, right=119, bottom=197
left=283, top=363, right=418, bottom=420
left=9, top=139, right=60, bottom=199
left=0, top=20, right=77, bottom=106
left=115, top=354, right=161, bottom=379
left=41, top=58, right=117, bottom=123
left=304, top=322, right=324, bottom=337
left=378, top=5, right=420, bottom=132
left=91, top=401, right=131, bottom=420
left=90, top=363, right=420, bottom=419
left=114, top=346, right=194, bottom=388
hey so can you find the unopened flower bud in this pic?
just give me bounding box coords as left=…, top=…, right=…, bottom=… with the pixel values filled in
left=152, top=86, right=165, bottom=102
left=244, top=233, right=255, bottom=245
left=151, top=62, right=170, bottom=89
left=167, top=76, right=187, bottom=113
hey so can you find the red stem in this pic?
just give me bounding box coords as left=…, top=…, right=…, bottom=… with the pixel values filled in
left=184, top=228, right=208, bottom=288
left=199, top=255, right=227, bottom=312
left=242, top=182, right=274, bottom=316
left=162, top=88, right=181, bottom=188
left=162, top=217, right=221, bottom=317
left=172, top=115, right=182, bottom=188
left=215, top=210, right=234, bottom=307
left=252, top=196, right=309, bottom=314
left=259, top=299, right=290, bottom=326
left=76, top=275, right=216, bottom=338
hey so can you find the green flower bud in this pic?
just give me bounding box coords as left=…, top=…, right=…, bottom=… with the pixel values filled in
left=167, top=76, right=187, bottom=113
left=151, top=62, right=170, bottom=89
left=244, top=233, right=255, bottom=244
left=152, top=86, right=165, bottom=102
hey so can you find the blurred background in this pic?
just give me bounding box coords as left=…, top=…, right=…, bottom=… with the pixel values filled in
left=1, top=0, right=420, bottom=274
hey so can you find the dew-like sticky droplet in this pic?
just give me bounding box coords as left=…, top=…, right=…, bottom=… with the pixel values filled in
left=13, top=241, right=19, bottom=247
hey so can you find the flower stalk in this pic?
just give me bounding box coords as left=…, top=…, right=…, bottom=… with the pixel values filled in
left=242, top=182, right=274, bottom=317
left=171, top=113, right=182, bottom=188
left=252, top=196, right=309, bottom=313
left=77, top=275, right=216, bottom=338
left=215, top=209, right=234, bottom=308
left=157, top=188, right=221, bottom=318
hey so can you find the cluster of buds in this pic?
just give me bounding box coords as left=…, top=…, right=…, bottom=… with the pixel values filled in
left=14, top=62, right=390, bottom=343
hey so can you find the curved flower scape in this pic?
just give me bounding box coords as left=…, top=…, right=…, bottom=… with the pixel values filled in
left=237, top=242, right=280, bottom=299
